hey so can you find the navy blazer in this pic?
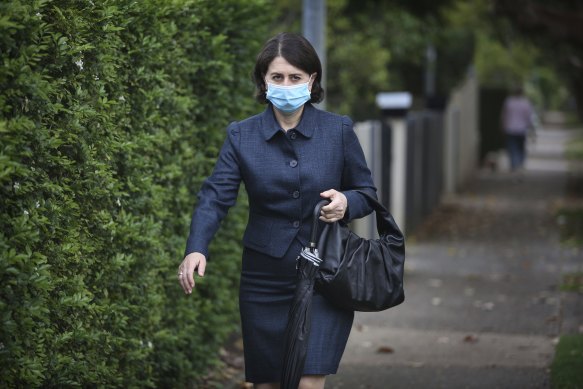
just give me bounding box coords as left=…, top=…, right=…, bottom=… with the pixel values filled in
left=185, top=103, right=377, bottom=259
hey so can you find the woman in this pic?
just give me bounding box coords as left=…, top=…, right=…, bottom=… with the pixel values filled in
left=178, top=32, right=376, bottom=389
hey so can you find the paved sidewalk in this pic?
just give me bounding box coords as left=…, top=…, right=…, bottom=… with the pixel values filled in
left=326, top=125, right=583, bottom=389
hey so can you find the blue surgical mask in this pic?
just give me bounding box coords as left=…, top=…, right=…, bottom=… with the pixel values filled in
left=266, top=76, right=312, bottom=113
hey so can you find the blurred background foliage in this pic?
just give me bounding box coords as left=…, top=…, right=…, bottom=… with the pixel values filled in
left=272, top=0, right=580, bottom=121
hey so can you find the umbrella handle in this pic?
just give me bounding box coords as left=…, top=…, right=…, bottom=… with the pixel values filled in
left=310, top=200, right=331, bottom=248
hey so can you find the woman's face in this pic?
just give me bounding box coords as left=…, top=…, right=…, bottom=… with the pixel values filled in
left=265, top=56, right=315, bottom=88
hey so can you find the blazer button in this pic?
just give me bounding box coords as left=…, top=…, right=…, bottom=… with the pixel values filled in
left=293, top=221, right=300, bottom=228
left=292, top=190, right=300, bottom=198
left=289, top=160, right=298, bottom=168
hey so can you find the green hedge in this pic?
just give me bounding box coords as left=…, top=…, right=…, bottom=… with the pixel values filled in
left=0, top=0, right=270, bottom=387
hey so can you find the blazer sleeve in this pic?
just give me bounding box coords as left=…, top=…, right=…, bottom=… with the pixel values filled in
left=339, top=116, right=377, bottom=221
left=184, top=122, right=242, bottom=257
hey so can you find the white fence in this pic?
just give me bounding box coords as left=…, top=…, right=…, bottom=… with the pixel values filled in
left=353, top=71, right=480, bottom=237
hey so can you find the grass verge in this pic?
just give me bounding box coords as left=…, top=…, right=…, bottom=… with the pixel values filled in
left=551, top=334, right=583, bottom=389
left=560, top=272, right=583, bottom=292
left=552, top=125, right=583, bottom=389
left=565, top=134, right=583, bottom=160
left=557, top=208, right=583, bottom=246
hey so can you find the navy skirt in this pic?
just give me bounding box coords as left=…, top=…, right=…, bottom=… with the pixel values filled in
left=239, top=239, right=354, bottom=384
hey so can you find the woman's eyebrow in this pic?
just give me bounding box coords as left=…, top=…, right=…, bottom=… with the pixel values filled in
left=268, top=71, right=302, bottom=76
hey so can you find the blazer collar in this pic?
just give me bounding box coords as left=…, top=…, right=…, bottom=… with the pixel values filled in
left=261, top=103, right=318, bottom=141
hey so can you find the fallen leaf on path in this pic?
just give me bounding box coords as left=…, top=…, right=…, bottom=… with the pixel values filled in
left=377, top=346, right=395, bottom=353
left=463, top=334, right=479, bottom=343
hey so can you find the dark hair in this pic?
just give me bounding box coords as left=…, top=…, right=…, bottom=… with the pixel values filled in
left=253, top=32, right=324, bottom=104
left=511, top=84, right=524, bottom=96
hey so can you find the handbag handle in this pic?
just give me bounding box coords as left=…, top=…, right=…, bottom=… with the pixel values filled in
left=309, top=190, right=398, bottom=247
left=353, top=190, right=397, bottom=237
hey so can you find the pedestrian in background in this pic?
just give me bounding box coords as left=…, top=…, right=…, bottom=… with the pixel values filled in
left=177, top=32, right=377, bottom=389
left=501, top=85, right=536, bottom=173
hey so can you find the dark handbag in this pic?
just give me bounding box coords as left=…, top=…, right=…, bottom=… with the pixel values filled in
left=312, top=191, right=405, bottom=311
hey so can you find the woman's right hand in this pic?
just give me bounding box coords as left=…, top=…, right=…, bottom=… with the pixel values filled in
left=178, top=252, right=206, bottom=295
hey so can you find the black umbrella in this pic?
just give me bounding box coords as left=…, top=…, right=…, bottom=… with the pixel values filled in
left=280, top=200, right=329, bottom=389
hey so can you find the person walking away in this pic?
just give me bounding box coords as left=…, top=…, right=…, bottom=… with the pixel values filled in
left=501, top=85, right=536, bottom=173
left=177, top=32, right=377, bottom=389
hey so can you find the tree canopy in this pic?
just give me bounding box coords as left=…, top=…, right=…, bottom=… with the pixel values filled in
left=493, top=0, right=583, bottom=119
left=269, top=0, right=579, bottom=120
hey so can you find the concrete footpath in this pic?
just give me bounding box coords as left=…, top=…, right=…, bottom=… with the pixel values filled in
left=326, top=124, right=583, bottom=388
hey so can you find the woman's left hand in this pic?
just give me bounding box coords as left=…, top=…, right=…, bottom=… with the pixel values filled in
left=319, top=189, right=348, bottom=222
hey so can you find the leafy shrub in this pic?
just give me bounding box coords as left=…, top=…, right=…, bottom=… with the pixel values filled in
left=0, top=0, right=270, bottom=386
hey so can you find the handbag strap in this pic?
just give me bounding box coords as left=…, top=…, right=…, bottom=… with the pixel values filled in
left=353, top=190, right=397, bottom=237
left=309, top=190, right=398, bottom=247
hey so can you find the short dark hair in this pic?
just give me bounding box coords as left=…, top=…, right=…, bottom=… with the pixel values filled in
left=253, top=32, right=324, bottom=104
left=511, top=84, right=524, bottom=96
